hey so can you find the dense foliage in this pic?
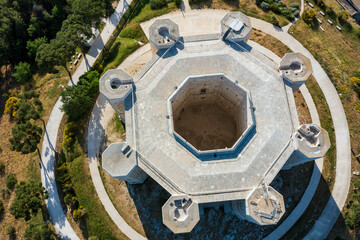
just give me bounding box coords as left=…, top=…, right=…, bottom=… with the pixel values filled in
left=150, top=0, right=167, bottom=9
left=10, top=181, right=47, bottom=220
left=12, top=62, right=32, bottom=83
left=256, top=0, right=297, bottom=21
left=60, top=70, right=100, bottom=121
left=302, top=8, right=317, bottom=24
left=9, top=122, right=42, bottom=154
left=4, top=90, right=44, bottom=154
left=0, top=0, right=111, bottom=77
left=24, top=223, right=55, bottom=240
left=6, top=173, right=17, bottom=190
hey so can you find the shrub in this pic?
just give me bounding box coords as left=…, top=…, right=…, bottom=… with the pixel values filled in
left=24, top=224, right=54, bottom=240
left=150, top=0, right=167, bottom=9
left=10, top=181, right=46, bottom=220
left=15, top=99, right=41, bottom=123
left=4, top=97, right=20, bottom=118
left=270, top=14, right=280, bottom=26
left=175, top=0, right=181, bottom=7
left=317, top=0, right=325, bottom=8
left=62, top=122, right=78, bottom=152
left=302, top=8, right=316, bottom=24
left=92, top=62, right=104, bottom=74
left=289, top=2, right=299, bottom=9
left=355, top=179, right=360, bottom=189
left=281, top=8, right=295, bottom=21
left=294, top=10, right=300, bottom=17
left=338, top=10, right=350, bottom=23
left=72, top=206, right=85, bottom=220
left=4, top=225, right=16, bottom=236
left=357, top=29, right=360, bottom=39
left=289, top=7, right=297, bottom=13
left=6, top=173, right=17, bottom=190
left=9, top=122, right=42, bottom=154
left=18, top=90, right=39, bottom=99
left=12, top=62, right=32, bottom=84
left=270, top=3, right=281, bottom=13
left=345, top=203, right=360, bottom=229
left=261, top=2, right=270, bottom=10
left=89, top=237, right=99, bottom=240
left=0, top=162, right=5, bottom=174
left=0, top=199, right=4, bottom=216
left=326, top=5, right=336, bottom=18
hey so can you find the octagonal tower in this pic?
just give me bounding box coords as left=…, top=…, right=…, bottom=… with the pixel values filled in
left=100, top=12, right=330, bottom=234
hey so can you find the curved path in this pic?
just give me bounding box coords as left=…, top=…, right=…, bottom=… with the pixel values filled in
left=248, top=16, right=351, bottom=239
left=87, top=10, right=350, bottom=240
left=247, top=40, right=324, bottom=240
left=87, top=94, right=147, bottom=240
left=87, top=39, right=324, bottom=240
left=40, top=0, right=133, bottom=239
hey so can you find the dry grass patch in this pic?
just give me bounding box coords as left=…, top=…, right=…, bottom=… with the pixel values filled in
left=250, top=29, right=291, bottom=56
left=290, top=3, right=360, bottom=236
left=0, top=68, right=69, bottom=239
left=190, top=0, right=301, bottom=27
left=294, top=90, right=312, bottom=124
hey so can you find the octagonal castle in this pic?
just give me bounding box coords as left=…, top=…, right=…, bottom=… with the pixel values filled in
left=100, top=12, right=330, bottom=234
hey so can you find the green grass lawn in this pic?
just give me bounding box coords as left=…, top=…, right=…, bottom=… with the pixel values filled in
left=68, top=144, right=127, bottom=240
left=102, top=38, right=141, bottom=72
left=101, top=0, right=177, bottom=71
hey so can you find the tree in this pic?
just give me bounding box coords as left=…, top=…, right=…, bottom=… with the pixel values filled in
left=24, top=224, right=54, bottom=240
left=60, top=70, right=99, bottom=121
left=150, top=0, right=167, bottom=9
left=0, top=6, right=27, bottom=65
left=71, top=0, right=105, bottom=22
left=58, top=14, right=92, bottom=47
left=12, top=62, right=32, bottom=83
left=10, top=181, right=46, bottom=220
left=6, top=173, right=17, bottom=190
left=36, top=37, right=75, bottom=72
left=27, top=36, right=48, bottom=60
left=9, top=122, right=42, bottom=154
left=270, top=14, right=280, bottom=26
left=4, top=225, right=16, bottom=237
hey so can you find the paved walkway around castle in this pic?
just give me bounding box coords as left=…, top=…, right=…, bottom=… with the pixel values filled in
left=40, top=0, right=133, bottom=239
left=89, top=10, right=350, bottom=239
left=40, top=6, right=351, bottom=240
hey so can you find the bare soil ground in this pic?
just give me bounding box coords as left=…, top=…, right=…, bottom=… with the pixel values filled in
left=294, top=90, right=312, bottom=124
left=250, top=29, right=292, bottom=57
left=0, top=69, right=69, bottom=239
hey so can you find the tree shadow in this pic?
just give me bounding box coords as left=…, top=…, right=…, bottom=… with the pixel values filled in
left=189, top=0, right=213, bottom=9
